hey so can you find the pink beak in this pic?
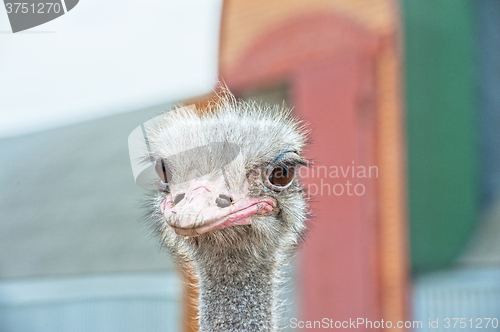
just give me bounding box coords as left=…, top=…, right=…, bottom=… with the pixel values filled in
left=160, top=176, right=276, bottom=237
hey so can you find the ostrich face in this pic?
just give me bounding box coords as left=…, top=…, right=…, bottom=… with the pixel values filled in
left=158, top=149, right=304, bottom=237
left=148, top=98, right=308, bottom=249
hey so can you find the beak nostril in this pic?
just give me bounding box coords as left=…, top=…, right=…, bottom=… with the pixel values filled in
left=174, top=193, right=185, bottom=205
left=216, top=194, right=233, bottom=208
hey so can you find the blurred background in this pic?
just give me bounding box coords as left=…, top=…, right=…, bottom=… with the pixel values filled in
left=0, top=0, right=499, bottom=331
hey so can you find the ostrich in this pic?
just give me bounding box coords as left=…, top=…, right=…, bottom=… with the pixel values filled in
left=144, top=90, right=309, bottom=332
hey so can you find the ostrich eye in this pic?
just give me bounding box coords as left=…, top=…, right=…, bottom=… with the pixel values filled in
left=154, top=159, right=172, bottom=184
left=269, top=165, right=295, bottom=187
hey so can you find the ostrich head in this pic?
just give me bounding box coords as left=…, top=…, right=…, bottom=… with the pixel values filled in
left=145, top=90, right=309, bottom=331
left=147, top=92, right=308, bottom=256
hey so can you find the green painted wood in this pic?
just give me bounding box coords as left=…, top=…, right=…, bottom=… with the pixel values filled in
left=402, top=0, right=478, bottom=273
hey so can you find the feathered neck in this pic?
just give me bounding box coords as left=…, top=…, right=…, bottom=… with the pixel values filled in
left=195, top=247, right=281, bottom=332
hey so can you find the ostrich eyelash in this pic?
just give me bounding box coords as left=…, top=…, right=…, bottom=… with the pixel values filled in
left=270, top=152, right=308, bottom=170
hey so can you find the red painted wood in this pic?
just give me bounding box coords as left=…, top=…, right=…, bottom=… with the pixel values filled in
left=293, top=57, right=378, bottom=327
left=222, top=14, right=379, bottom=91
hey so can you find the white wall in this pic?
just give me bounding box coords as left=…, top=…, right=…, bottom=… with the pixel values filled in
left=0, top=0, right=222, bottom=138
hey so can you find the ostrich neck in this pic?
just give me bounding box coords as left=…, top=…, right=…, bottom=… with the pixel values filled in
left=195, top=249, right=279, bottom=332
